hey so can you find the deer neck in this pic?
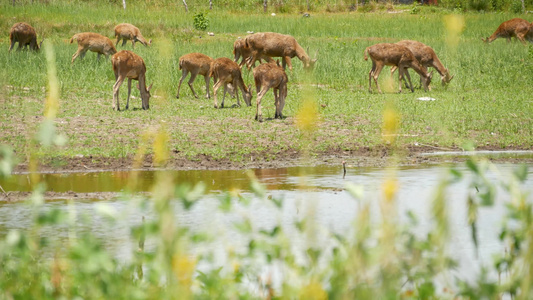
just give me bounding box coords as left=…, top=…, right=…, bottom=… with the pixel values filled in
left=295, top=45, right=310, bottom=64
left=430, top=56, right=448, bottom=78
left=410, top=61, right=429, bottom=78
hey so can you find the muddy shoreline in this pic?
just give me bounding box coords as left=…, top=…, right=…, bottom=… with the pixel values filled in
left=12, top=146, right=533, bottom=174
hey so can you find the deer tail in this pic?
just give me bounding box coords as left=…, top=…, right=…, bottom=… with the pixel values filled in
left=178, top=58, right=183, bottom=70
left=69, top=34, right=77, bottom=44
left=363, top=47, right=369, bottom=61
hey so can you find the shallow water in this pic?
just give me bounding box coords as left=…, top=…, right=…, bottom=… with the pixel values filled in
left=0, top=162, right=532, bottom=283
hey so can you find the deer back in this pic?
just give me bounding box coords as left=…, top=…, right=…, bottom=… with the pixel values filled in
left=179, top=52, right=213, bottom=76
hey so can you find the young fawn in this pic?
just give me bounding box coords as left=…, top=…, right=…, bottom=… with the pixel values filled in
left=176, top=52, right=213, bottom=99
left=209, top=57, right=252, bottom=109
left=253, top=61, right=288, bottom=122
left=70, top=32, right=117, bottom=63
left=9, top=22, right=42, bottom=52
left=111, top=50, right=152, bottom=111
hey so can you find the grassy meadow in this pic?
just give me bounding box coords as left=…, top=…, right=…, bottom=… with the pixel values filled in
left=1, top=2, right=533, bottom=166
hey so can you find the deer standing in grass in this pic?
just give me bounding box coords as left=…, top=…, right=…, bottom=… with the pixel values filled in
left=111, top=50, right=152, bottom=111
left=233, top=38, right=273, bottom=69
left=482, top=18, right=533, bottom=45
left=209, top=57, right=252, bottom=109
left=253, top=61, right=288, bottom=122
left=176, top=52, right=213, bottom=99
left=70, top=32, right=117, bottom=63
left=114, top=23, right=152, bottom=49
left=9, top=22, right=42, bottom=52
left=244, top=32, right=318, bottom=70
left=390, top=40, right=453, bottom=89
left=364, top=43, right=432, bottom=94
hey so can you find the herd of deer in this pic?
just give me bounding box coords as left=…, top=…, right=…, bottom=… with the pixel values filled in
left=8, top=17, right=533, bottom=119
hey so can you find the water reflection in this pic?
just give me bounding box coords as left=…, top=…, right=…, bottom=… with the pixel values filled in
left=0, top=163, right=531, bottom=283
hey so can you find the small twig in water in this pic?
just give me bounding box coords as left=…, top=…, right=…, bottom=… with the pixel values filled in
left=342, top=161, right=346, bottom=179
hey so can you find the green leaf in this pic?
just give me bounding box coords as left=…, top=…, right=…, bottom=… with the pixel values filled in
left=513, top=164, right=528, bottom=182
left=218, top=193, right=232, bottom=212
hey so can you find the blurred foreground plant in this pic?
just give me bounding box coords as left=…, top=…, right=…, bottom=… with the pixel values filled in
left=0, top=147, right=531, bottom=299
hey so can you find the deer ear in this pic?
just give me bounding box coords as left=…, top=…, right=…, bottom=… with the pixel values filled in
left=149, top=39, right=152, bottom=46
left=147, top=83, right=153, bottom=92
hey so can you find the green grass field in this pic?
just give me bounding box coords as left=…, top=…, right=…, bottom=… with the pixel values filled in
left=1, top=2, right=532, bottom=166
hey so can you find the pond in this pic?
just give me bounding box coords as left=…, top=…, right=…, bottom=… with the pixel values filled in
left=0, top=161, right=532, bottom=284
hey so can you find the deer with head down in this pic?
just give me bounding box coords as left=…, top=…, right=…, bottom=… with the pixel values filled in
left=176, top=52, right=213, bottom=99
left=233, top=38, right=274, bottom=69
left=114, top=23, right=152, bottom=49
left=111, top=50, right=152, bottom=111
left=244, top=32, right=318, bottom=70
left=364, top=43, right=432, bottom=94
left=209, top=57, right=252, bottom=109
left=390, top=40, right=453, bottom=89
left=9, top=22, right=43, bottom=52
left=253, top=61, right=288, bottom=122
left=482, top=18, right=533, bottom=45
left=70, top=32, right=117, bottom=63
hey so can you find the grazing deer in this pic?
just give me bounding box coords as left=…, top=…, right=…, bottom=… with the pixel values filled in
left=9, top=22, right=42, bottom=52
left=391, top=40, right=453, bottom=89
left=114, top=23, right=152, bottom=49
left=70, top=32, right=117, bottom=63
left=111, top=50, right=152, bottom=111
left=364, top=43, right=432, bottom=94
left=209, top=57, right=252, bottom=109
left=233, top=38, right=273, bottom=69
left=253, top=61, right=288, bottom=122
left=176, top=52, right=213, bottom=99
left=482, top=18, right=533, bottom=45
left=244, top=32, right=318, bottom=70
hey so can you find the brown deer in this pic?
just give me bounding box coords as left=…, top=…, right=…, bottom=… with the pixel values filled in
left=253, top=61, right=288, bottom=122
left=233, top=38, right=273, bottom=69
left=176, top=52, right=213, bottom=99
left=244, top=32, right=318, bottom=70
left=209, top=57, right=252, bottom=109
left=391, top=40, right=453, bottom=89
left=111, top=50, right=152, bottom=111
left=114, top=23, right=152, bottom=49
left=364, top=43, right=432, bottom=94
left=70, top=32, right=117, bottom=63
left=9, top=22, right=42, bottom=52
left=482, top=18, right=533, bottom=45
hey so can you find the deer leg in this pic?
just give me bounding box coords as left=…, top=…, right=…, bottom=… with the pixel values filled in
left=517, top=34, right=527, bottom=45
left=402, top=67, right=415, bottom=93
left=203, top=75, right=211, bottom=99
left=372, top=63, right=384, bottom=94
left=255, top=87, right=268, bottom=122
left=71, top=48, right=83, bottom=63
left=8, top=40, right=16, bottom=52
left=274, top=88, right=281, bottom=119
left=221, top=84, right=229, bottom=108
left=122, top=39, right=127, bottom=47
left=246, top=52, right=257, bottom=70
left=125, top=78, right=132, bottom=110
left=213, top=80, right=224, bottom=109
left=113, top=75, right=125, bottom=111
left=187, top=72, right=200, bottom=98
left=232, top=79, right=241, bottom=107
left=176, top=69, right=189, bottom=99
left=132, top=40, right=136, bottom=49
